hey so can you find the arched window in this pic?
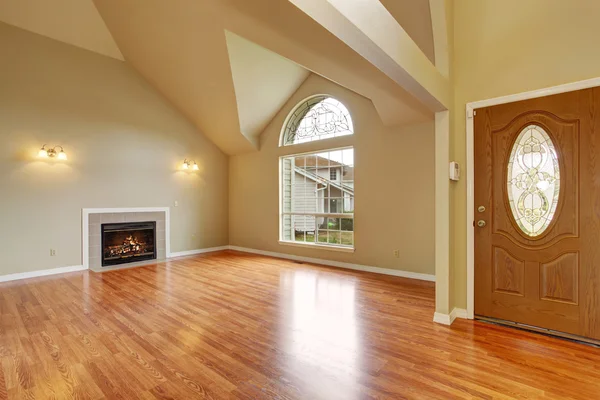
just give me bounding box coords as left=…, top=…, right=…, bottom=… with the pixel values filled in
left=281, top=95, right=353, bottom=146
left=279, top=96, right=355, bottom=251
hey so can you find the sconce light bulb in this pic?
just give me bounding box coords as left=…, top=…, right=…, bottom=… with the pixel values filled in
left=58, top=150, right=67, bottom=160
left=38, top=147, right=48, bottom=158
left=182, top=161, right=189, bottom=170
left=192, top=162, right=199, bottom=171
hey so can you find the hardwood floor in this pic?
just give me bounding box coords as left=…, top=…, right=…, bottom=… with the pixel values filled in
left=1, top=251, right=600, bottom=399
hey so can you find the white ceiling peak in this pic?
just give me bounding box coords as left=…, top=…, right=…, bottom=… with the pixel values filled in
left=0, top=0, right=123, bottom=60
left=225, top=31, right=310, bottom=143
left=222, top=0, right=433, bottom=126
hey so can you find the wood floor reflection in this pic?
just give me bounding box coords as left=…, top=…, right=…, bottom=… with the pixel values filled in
left=1, top=250, right=599, bottom=399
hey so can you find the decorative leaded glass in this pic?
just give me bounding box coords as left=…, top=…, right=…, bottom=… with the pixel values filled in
left=282, top=96, right=353, bottom=146
left=507, top=125, right=560, bottom=237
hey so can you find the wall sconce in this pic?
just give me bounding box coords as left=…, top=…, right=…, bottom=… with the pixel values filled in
left=182, top=159, right=199, bottom=171
left=39, top=145, right=67, bottom=160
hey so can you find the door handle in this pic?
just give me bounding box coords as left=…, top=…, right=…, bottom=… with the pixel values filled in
left=477, top=220, right=487, bottom=228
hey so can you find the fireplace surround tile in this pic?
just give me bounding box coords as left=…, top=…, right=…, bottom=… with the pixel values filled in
left=90, top=245, right=101, bottom=259
left=101, top=213, right=126, bottom=224
left=89, top=233, right=100, bottom=247
left=89, top=214, right=101, bottom=224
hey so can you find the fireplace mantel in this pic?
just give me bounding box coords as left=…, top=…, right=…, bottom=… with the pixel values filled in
left=82, top=207, right=170, bottom=270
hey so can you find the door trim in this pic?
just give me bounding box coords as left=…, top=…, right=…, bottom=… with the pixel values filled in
left=466, top=76, right=600, bottom=320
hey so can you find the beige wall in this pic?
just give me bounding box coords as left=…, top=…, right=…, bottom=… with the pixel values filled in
left=451, top=0, right=600, bottom=308
left=229, top=74, right=435, bottom=275
left=0, top=23, right=229, bottom=276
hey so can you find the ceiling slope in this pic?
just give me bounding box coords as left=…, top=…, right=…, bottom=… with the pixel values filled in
left=93, top=0, right=257, bottom=155
left=0, top=0, right=123, bottom=60
left=225, top=31, right=310, bottom=142
left=288, top=0, right=449, bottom=112
left=379, top=0, right=435, bottom=64
left=91, top=0, right=438, bottom=154
left=221, top=0, right=434, bottom=127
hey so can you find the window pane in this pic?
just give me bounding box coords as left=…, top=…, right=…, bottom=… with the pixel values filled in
left=316, top=216, right=326, bottom=229
left=294, top=156, right=306, bottom=169
left=342, top=148, right=354, bottom=166
left=328, top=231, right=341, bottom=244
left=282, top=215, right=292, bottom=241
left=329, top=150, right=343, bottom=164
left=282, top=96, right=354, bottom=146
left=294, top=230, right=306, bottom=242
left=341, top=218, right=354, bottom=231
left=329, top=198, right=342, bottom=213
left=316, top=152, right=328, bottom=164
left=328, top=218, right=340, bottom=230
left=341, top=232, right=354, bottom=246
left=342, top=194, right=354, bottom=213
left=317, top=229, right=328, bottom=243
left=342, top=167, right=354, bottom=181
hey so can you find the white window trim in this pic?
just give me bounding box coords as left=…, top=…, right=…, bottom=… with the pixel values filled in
left=279, top=146, right=355, bottom=251
left=278, top=240, right=355, bottom=253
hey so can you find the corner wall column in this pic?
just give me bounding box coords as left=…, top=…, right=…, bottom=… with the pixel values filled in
left=434, top=110, right=452, bottom=324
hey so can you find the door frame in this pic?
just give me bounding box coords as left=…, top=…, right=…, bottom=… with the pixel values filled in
left=466, top=77, right=600, bottom=319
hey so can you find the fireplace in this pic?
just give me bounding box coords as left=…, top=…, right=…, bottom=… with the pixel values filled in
left=101, top=221, right=156, bottom=267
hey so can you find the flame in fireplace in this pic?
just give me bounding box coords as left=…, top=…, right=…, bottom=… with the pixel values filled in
left=105, top=235, right=150, bottom=258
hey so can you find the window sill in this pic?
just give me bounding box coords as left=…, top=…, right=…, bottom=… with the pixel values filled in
left=278, top=240, right=355, bottom=253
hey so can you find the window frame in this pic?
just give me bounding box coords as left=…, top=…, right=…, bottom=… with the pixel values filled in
left=278, top=145, right=355, bottom=252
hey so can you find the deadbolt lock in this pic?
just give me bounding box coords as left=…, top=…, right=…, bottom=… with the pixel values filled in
left=477, top=206, right=486, bottom=213
left=477, top=220, right=487, bottom=228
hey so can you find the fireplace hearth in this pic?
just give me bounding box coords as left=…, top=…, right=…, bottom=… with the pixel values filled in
left=101, top=221, right=156, bottom=267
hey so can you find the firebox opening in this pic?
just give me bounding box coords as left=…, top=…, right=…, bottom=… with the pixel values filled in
left=101, top=222, right=156, bottom=267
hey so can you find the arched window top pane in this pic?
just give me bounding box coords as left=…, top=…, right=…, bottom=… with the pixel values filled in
left=507, top=124, right=560, bottom=237
left=281, top=96, right=353, bottom=146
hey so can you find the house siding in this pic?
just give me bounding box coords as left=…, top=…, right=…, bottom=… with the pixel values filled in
left=291, top=171, right=318, bottom=232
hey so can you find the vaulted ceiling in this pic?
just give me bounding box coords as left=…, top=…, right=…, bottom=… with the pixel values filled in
left=0, top=0, right=441, bottom=155
left=0, top=0, right=123, bottom=60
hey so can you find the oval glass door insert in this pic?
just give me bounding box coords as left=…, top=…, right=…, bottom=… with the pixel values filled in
left=507, top=125, right=560, bottom=237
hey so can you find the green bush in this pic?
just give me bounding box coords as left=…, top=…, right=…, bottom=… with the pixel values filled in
left=341, top=219, right=354, bottom=231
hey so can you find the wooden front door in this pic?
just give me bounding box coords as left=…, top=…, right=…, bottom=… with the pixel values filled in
left=474, top=87, right=600, bottom=340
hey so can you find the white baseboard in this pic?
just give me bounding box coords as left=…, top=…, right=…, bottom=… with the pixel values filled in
left=228, top=246, right=435, bottom=282
left=168, top=246, right=229, bottom=258
left=433, top=312, right=453, bottom=325
left=0, top=265, right=86, bottom=283
left=433, top=307, right=468, bottom=325
left=453, top=308, right=468, bottom=319
left=0, top=245, right=435, bottom=285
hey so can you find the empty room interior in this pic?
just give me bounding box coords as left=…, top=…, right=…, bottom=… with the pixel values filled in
left=2, top=0, right=600, bottom=398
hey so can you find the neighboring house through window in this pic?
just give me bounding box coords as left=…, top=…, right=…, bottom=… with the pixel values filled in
left=330, top=168, right=337, bottom=181
left=280, top=95, right=354, bottom=249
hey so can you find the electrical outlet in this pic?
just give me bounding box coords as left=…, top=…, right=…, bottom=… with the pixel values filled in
left=50, top=249, right=56, bottom=256
left=393, top=249, right=400, bottom=258
left=174, top=200, right=179, bottom=207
